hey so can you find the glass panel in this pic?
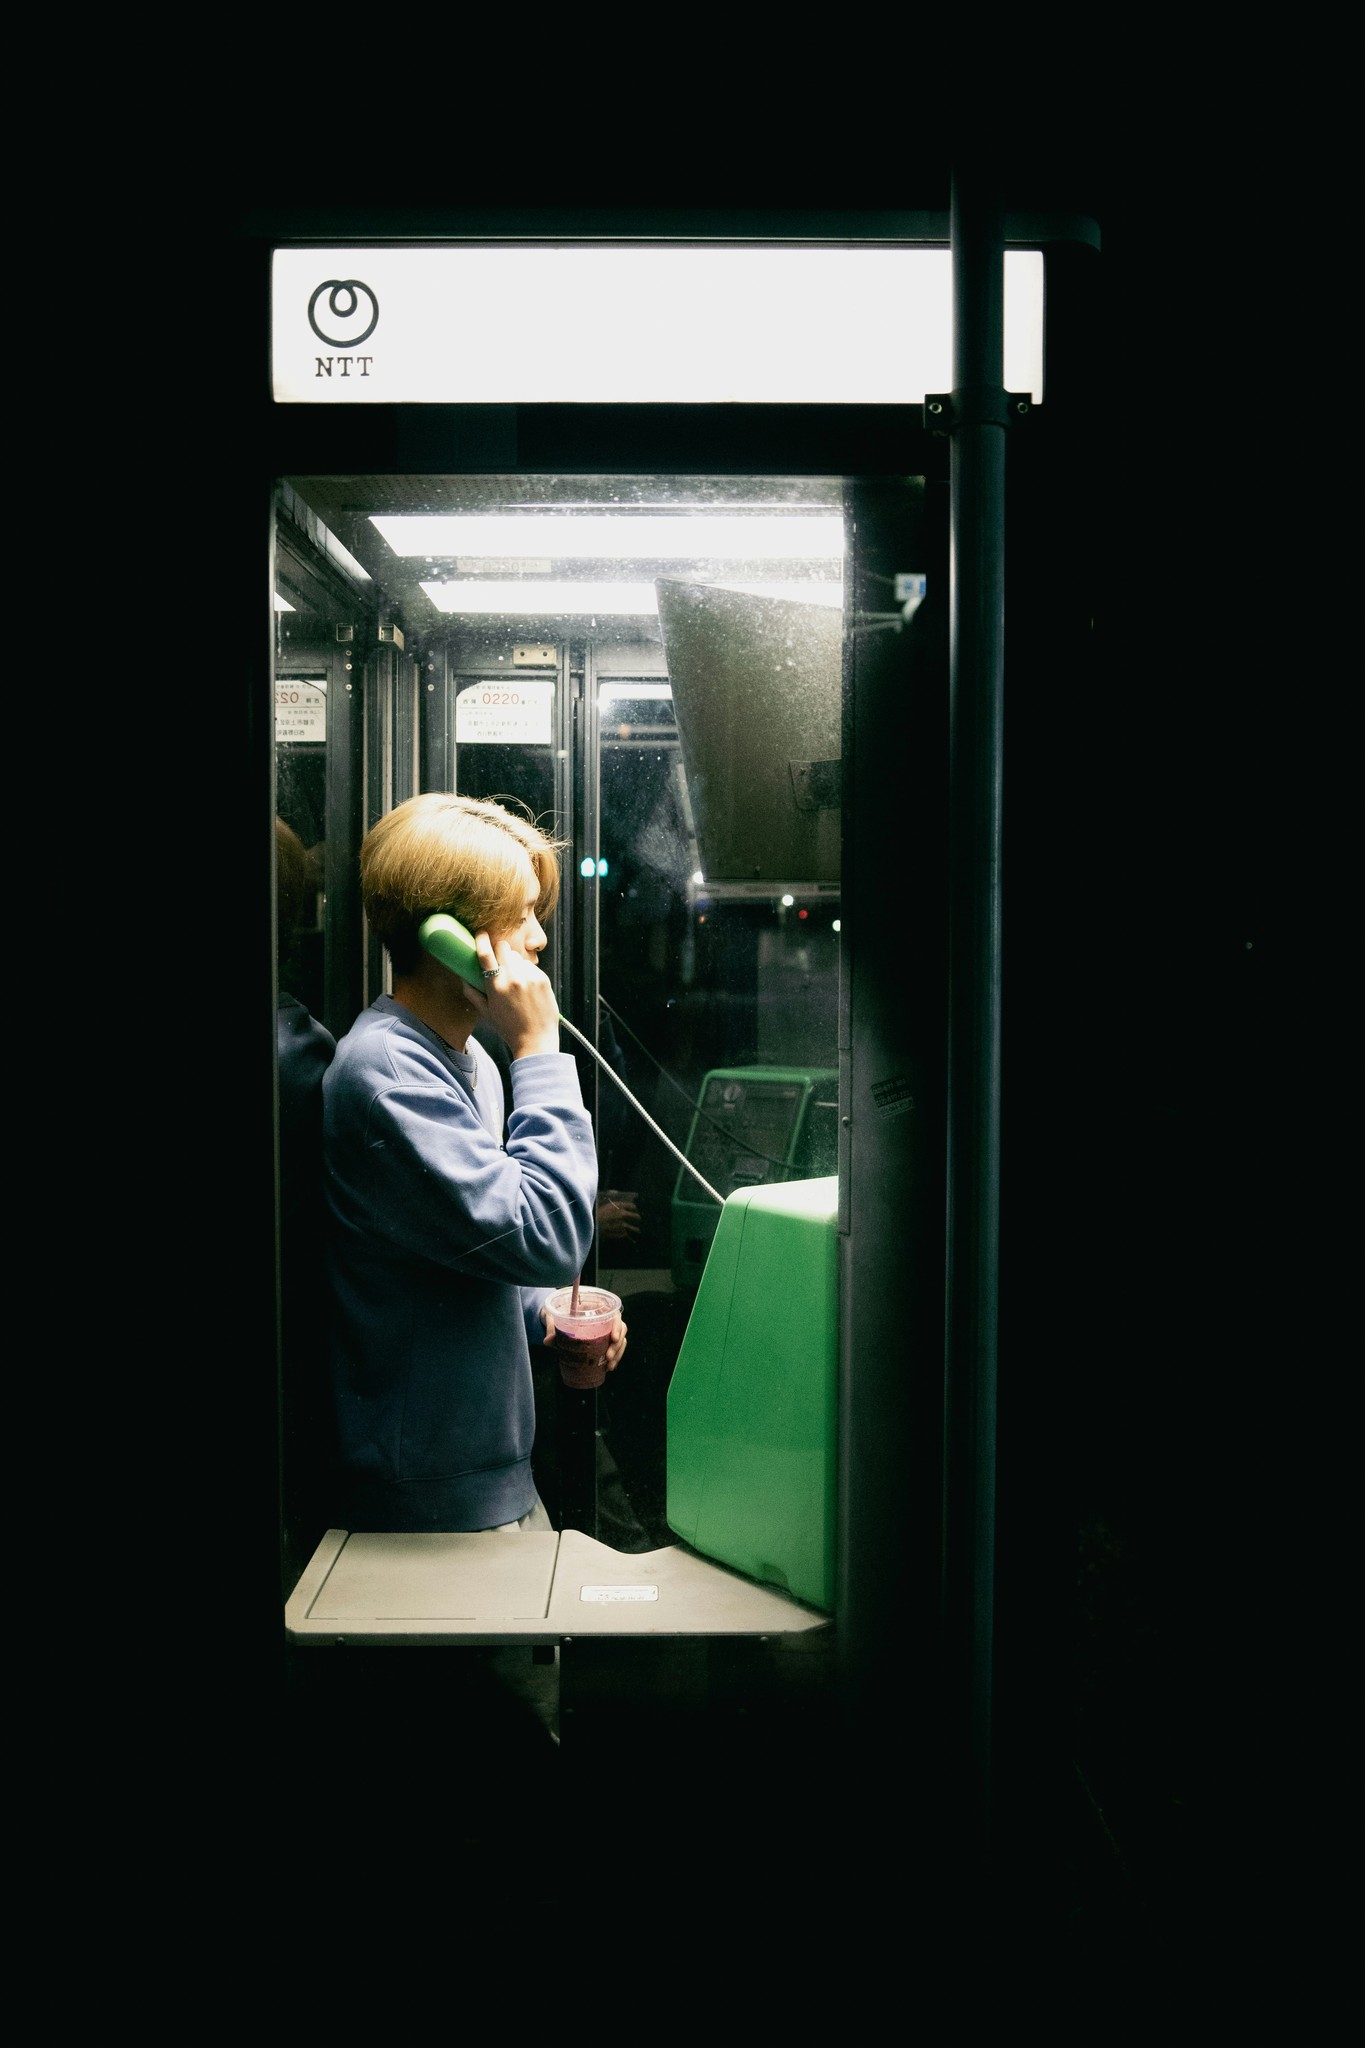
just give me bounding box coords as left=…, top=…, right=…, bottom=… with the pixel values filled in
left=274, top=473, right=846, bottom=1563
left=446, top=657, right=560, bottom=983
left=591, top=676, right=841, bottom=1548
left=274, top=647, right=341, bottom=1585
left=274, top=676, right=326, bottom=1020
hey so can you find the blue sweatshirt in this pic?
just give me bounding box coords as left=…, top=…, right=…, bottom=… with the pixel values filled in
left=322, top=993, right=597, bottom=1530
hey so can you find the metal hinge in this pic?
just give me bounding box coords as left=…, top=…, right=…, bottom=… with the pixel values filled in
left=923, top=391, right=1037, bottom=435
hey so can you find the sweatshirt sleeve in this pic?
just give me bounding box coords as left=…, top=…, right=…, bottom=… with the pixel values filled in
left=326, top=1030, right=597, bottom=1289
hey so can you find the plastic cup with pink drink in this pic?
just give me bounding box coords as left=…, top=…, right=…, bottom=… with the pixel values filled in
left=546, top=1285, right=621, bottom=1389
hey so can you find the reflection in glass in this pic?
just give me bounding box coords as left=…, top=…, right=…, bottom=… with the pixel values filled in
left=273, top=474, right=845, bottom=1558
left=591, top=647, right=841, bottom=1546
left=275, top=817, right=337, bottom=1583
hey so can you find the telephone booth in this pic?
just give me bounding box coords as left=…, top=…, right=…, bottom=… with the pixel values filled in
left=221, top=196, right=1103, bottom=1896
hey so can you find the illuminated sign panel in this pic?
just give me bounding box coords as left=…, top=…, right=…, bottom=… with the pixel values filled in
left=272, top=246, right=1045, bottom=406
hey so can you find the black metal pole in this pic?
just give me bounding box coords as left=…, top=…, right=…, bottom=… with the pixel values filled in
left=943, top=168, right=1006, bottom=1871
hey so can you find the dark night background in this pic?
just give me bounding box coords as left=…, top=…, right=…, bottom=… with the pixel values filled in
left=91, top=99, right=1306, bottom=2007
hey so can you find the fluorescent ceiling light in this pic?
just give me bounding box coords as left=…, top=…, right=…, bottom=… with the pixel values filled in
left=420, top=578, right=843, bottom=616
left=375, top=513, right=845, bottom=560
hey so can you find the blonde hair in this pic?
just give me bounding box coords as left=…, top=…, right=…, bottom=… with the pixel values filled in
left=361, top=793, right=564, bottom=972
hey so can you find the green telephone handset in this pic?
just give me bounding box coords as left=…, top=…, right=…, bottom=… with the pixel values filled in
left=418, top=913, right=484, bottom=991
left=420, top=909, right=724, bottom=1205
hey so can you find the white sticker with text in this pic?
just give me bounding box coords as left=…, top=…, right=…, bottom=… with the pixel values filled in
left=456, top=679, right=553, bottom=745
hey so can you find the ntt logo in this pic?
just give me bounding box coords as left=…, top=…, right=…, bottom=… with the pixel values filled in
left=308, top=279, right=379, bottom=347
left=307, top=280, right=378, bottom=380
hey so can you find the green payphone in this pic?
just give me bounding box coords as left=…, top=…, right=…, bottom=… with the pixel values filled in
left=670, top=1065, right=838, bottom=1290
left=667, top=1175, right=839, bottom=1612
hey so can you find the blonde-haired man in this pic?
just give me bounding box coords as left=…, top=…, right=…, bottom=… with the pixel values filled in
left=323, top=793, right=625, bottom=1532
